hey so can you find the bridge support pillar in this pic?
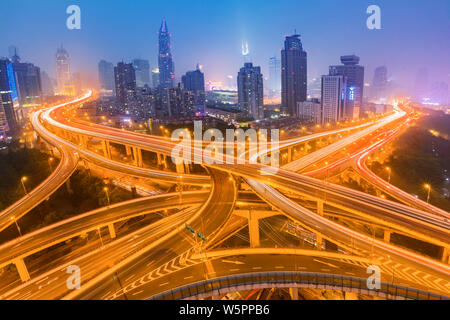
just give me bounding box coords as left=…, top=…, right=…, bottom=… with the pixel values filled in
left=383, top=230, right=391, bottom=243
left=175, top=160, right=185, bottom=174
left=442, top=247, right=449, bottom=264
left=157, top=153, right=168, bottom=169
left=14, top=258, right=30, bottom=283
left=102, top=140, right=112, bottom=159
left=289, top=288, right=298, bottom=300
left=156, top=153, right=163, bottom=165
left=132, top=147, right=143, bottom=167
left=108, top=223, right=116, bottom=239
left=317, top=200, right=324, bottom=215
left=316, top=233, right=322, bottom=250
left=287, top=147, right=292, bottom=163
left=248, top=211, right=260, bottom=248
left=125, top=145, right=133, bottom=158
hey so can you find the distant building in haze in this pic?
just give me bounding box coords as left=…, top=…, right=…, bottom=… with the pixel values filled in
left=114, top=62, right=137, bottom=109
left=372, top=66, right=388, bottom=100
left=55, top=46, right=72, bottom=95
left=0, top=58, right=22, bottom=134
left=158, top=19, right=175, bottom=89
left=281, top=34, right=307, bottom=117
left=182, top=65, right=205, bottom=110
left=237, top=62, right=264, bottom=120
left=40, top=71, right=54, bottom=96
left=98, top=60, right=115, bottom=96
left=329, top=55, right=364, bottom=120
left=268, top=56, right=281, bottom=97
left=321, top=75, right=346, bottom=124
left=133, top=59, right=151, bottom=87
left=8, top=46, right=18, bottom=60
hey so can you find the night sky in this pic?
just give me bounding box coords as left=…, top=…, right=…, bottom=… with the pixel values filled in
left=1, top=0, right=449, bottom=91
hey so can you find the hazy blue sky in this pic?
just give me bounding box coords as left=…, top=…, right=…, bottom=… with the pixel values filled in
left=1, top=0, right=449, bottom=90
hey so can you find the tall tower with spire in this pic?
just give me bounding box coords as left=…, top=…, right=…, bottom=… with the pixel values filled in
left=158, top=19, right=174, bottom=89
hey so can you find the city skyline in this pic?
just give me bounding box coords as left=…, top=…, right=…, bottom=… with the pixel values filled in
left=1, top=0, right=449, bottom=94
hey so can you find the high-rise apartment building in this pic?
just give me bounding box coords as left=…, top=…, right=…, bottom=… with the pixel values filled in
left=297, top=100, right=321, bottom=124
left=281, top=34, right=307, bottom=116
left=321, top=75, right=346, bottom=124
left=182, top=65, right=205, bottom=109
left=114, top=62, right=137, bottom=109
left=237, top=62, right=264, bottom=120
left=98, top=60, right=115, bottom=96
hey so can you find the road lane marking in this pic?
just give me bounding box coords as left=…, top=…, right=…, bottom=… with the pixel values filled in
left=221, top=259, right=245, bottom=265
left=252, top=266, right=262, bottom=270
left=132, top=290, right=143, bottom=296
left=159, top=282, right=169, bottom=287
left=184, top=276, right=194, bottom=280
left=313, top=259, right=338, bottom=269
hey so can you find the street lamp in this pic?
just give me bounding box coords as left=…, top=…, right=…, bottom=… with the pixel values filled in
left=385, top=167, right=391, bottom=183
left=424, top=184, right=431, bottom=204
left=21, top=177, right=28, bottom=195
left=48, top=157, right=54, bottom=171
left=103, top=187, right=111, bottom=206
left=10, top=216, right=22, bottom=237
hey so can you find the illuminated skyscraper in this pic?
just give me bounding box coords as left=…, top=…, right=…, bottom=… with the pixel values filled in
left=55, top=46, right=72, bottom=95
left=0, top=58, right=21, bottom=133
left=281, top=34, right=307, bottom=117
left=237, top=62, right=264, bottom=120
left=0, top=94, right=7, bottom=138
left=158, top=19, right=175, bottom=89
left=329, top=55, right=364, bottom=120
left=133, top=59, right=151, bottom=87
left=12, top=53, right=42, bottom=106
